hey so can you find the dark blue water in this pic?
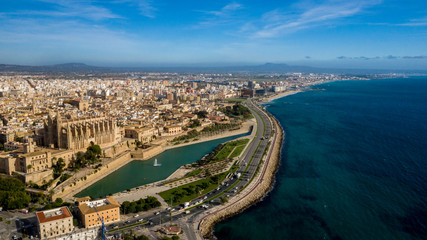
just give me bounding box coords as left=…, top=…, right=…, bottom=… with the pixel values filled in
left=215, top=78, right=427, bottom=240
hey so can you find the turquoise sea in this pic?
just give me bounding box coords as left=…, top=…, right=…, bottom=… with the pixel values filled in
left=215, top=77, right=427, bottom=240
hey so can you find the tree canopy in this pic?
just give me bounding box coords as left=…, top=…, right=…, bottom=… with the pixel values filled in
left=222, top=104, right=252, bottom=119
left=53, top=158, right=65, bottom=178
left=121, top=196, right=161, bottom=214
left=87, top=145, right=102, bottom=156
left=72, top=144, right=102, bottom=169
left=188, top=119, right=201, bottom=128
left=0, top=177, right=31, bottom=210
left=195, top=110, right=208, bottom=119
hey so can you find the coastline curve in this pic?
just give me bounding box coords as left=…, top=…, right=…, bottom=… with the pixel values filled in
left=196, top=109, right=284, bottom=238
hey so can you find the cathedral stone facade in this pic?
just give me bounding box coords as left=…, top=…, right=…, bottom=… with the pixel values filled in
left=43, top=113, right=119, bottom=151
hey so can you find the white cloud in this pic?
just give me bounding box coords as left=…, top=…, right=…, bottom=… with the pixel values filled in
left=195, top=2, right=244, bottom=28
left=0, top=0, right=163, bottom=64
left=218, top=3, right=243, bottom=13
left=397, top=16, right=427, bottom=26
left=0, top=16, right=173, bottom=65
left=34, top=0, right=122, bottom=21
left=114, top=0, right=157, bottom=18
left=0, top=18, right=132, bottom=45
left=136, top=0, right=157, bottom=18
left=252, top=0, right=382, bottom=38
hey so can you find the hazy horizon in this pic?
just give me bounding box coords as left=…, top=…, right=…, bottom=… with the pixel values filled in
left=2, top=60, right=427, bottom=71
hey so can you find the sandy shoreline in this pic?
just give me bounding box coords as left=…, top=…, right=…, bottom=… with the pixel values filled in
left=197, top=110, right=284, bottom=237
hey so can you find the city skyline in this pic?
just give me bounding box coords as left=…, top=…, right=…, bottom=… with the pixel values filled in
left=1, top=0, right=426, bottom=69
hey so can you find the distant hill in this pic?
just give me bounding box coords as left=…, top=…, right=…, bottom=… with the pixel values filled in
left=51, top=63, right=100, bottom=71
left=0, top=63, right=104, bottom=73
left=0, top=62, right=425, bottom=74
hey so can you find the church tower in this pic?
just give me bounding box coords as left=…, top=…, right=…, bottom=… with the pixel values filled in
left=31, top=98, right=38, bottom=115
left=24, top=138, right=35, bottom=153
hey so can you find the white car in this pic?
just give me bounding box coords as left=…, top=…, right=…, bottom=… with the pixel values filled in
left=134, top=214, right=139, bottom=218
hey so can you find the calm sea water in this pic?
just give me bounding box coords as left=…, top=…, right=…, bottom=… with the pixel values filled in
left=76, top=133, right=249, bottom=198
left=215, top=78, right=427, bottom=240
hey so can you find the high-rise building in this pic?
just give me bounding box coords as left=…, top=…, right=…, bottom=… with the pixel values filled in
left=248, top=81, right=255, bottom=89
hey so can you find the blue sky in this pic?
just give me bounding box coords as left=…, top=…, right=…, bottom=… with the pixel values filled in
left=0, top=0, right=426, bottom=69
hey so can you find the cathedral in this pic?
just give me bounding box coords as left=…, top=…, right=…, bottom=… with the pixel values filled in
left=43, top=112, right=119, bottom=151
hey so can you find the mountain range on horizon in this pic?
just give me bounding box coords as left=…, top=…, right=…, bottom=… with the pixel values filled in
left=0, top=62, right=425, bottom=75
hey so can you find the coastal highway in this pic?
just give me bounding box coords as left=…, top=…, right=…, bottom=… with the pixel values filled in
left=178, top=99, right=272, bottom=215
left=106, top=100, right=274, bottom=239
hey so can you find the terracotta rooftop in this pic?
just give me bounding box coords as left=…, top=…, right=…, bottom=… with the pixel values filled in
left=36, top=207, right=72, bottom=224
left=161, top=226, right=182, bottom=235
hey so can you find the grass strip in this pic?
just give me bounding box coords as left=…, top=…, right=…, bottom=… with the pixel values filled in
left=212, top=139, right=250, bottom=162
left=185, top=169, right=202, bottom=178
left=229, top=144, right=246, bottom=159
left=159, top=172, right=228, bottom=206
left=180, top=103, right=270, bottom=209
left=108, top=221, right=148, bottom=232
left=209, top=108, right=265, bottom=200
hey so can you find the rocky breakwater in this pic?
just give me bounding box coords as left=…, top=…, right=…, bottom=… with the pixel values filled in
left=198, top=113, right=283, bottom=237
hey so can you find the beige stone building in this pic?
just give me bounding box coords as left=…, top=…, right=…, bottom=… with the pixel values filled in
left=0, top=129, right=14, bottom=144
left=162, top=125, right=182, bottom=136
left=124, top=125, right=158, bottom=144
left=0, top=139, right=74, bottom=184
left=3, top=141, right=25, bottom=151
left=78, top=197, right=121, bottom=228
left=36, top=206, right=73, bottom=239
left=70, top=99, right=89, bottom=111
left=43, top=113, right=120, bottom=151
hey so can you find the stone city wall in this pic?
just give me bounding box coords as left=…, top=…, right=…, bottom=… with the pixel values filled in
left=104, top=140, right=135, bottom=158
left=53, top=151, right=131, bottom=200
left=24, top=169, right=54, bottom=185
left=130, top=145, right=163, bottom=160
